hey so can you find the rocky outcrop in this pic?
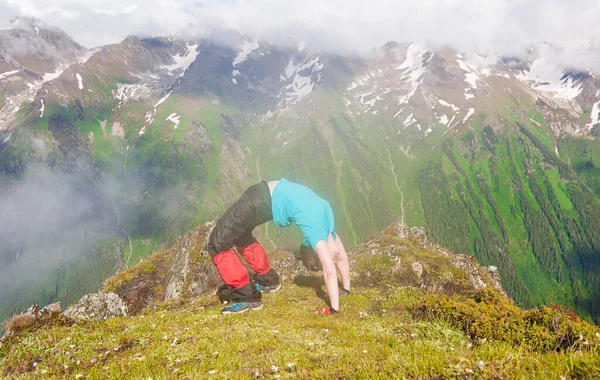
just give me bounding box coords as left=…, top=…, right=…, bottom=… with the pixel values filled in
left=164, top=222, right=221, bottom=300
left=63, top=293, right=127, bottom=320
left=349, top=222, right=506, bottom=297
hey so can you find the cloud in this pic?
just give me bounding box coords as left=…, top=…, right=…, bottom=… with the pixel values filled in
left=1, top=1, right=599, bottom=67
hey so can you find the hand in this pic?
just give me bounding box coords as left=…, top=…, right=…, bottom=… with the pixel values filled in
left=315, top=306, right=338, bottom=315
left=339, top=288, right=350, bottom=296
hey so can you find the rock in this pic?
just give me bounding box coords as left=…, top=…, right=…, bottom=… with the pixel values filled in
left=412, top=262, right=423, bottom=278
left=349, top=222, right=507, bottom=297
left=164, top=221, right=221, bottom=301
left=24, top=302, right=61, bottom=317
left=64, top=293, right=127, bottom=320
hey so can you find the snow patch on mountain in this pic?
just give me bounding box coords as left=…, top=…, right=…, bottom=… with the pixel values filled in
left=280, top=55, right=323, bottom=105
left=166, top=113, right=181, bottom=129
left=464, top=90, right=475, bottom=100
left=76, top=73, right=83, bottom=90
left=438, top=114, right=449, bottom=126
left=438, top=99, right=459, bottom=112
left=457, top=59, right=480, bottom=89
left=0, top=70, right=20, bottom=80
left=403, top=113, right=417, bottom=127
left=42, top=66, right=65, bottom=82
left=397, top=44, right=431, bottom=106
left=166, top=43, right=199, bottom=77
left=463, top=108, right=475, bottom=123
left=144, top=90, right=173, bottom=125
left=39, top=99, right=44, bottom=118
left=233, top=40, right=259, bottom=67
left=517, top=59, right=583, bottom=100
left=588, top=101, right=600, bottom=129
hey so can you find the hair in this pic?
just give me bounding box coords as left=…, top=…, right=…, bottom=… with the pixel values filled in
left=294, top=244, right=322, bottom=272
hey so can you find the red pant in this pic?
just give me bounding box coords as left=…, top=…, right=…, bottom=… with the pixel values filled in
left=212, top=238, right=271, bottom=289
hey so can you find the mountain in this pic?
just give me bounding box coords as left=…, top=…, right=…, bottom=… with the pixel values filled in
left=1, top=22, right=600, bottom=327
left=1, top=222, right=599, bottom=378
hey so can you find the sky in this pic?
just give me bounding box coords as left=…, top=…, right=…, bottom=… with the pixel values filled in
left=0, top=0, right=599, bottom=67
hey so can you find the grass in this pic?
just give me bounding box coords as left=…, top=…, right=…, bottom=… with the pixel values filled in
left=2, top=282, right=599, bottom=379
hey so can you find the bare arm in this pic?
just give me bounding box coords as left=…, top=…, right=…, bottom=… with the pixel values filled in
left=315, top=240, right=340, bottom=311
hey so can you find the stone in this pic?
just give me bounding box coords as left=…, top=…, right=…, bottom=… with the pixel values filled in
left=64, top=293, right=127, bottom=320
left=412, top=262, right=424, bottom=278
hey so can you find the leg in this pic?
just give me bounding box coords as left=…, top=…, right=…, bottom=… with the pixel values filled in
left=207, top=183, right=273, bottom=303
left=212, top=249, right=259, bottom=302
left=235, top=232, right=280, bottom=288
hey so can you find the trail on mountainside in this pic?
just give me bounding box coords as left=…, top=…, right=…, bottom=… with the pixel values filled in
left=110, top=145, right=134, bottom=267
left=256, top=155, right=276, bottom=250
left=325, top=130, right=359, bottom=246
left=382, top=138, right=405, bottom=225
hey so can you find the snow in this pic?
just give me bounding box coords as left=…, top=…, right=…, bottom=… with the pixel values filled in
left=76, top=73, right=83, bottom=90
left=154, top=91, right=172, bottom=108
left=464, top=90, right=475, bottom=100
left=232, top=70, right=240, bottom=77
left=517, top=59, right=583, bottom=100
left=362, top=87, right=392, bottom=113
left=165, top=43, right=199, bottom=77
left=232, top=78, right=238, bottom=84
left=34, top=27, right=39, bottom=34
left=39, top=99, right=44, bottom=118
left=457, top=59, right=479, bottom=89
left=403, top=113, right=417, bottom=127
left=462, top=108, right=475, bottom=123
left=457, top=59, right=471, bottom=72
left=233, top=40, right=259, bottom=67
left=285, top=74, right=314, bottom=102
left=166, top=113, right=181, bottom=129
left=465, top=73, right=479, bottom=89
left=396, top=44, right=431, bottom=105
left=42, top=66, right=65, bottom=82
left=3, top=133, right=12, bottom=143
left=144, top=90, right=173, bottom=125
left=282, top=55, right=322, bottom=104
left=139, top=127, right=146, bottom=136
left=588, top=101, right=600, bottom=129
left=438, top=99, right=459, bottom=112
left=0, top=70, right=20, bottom=80
left=438, top=114, right=449, bottom=126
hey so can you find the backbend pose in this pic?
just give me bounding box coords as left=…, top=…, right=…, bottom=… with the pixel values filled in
left=206, top=178, right=351, bottom=315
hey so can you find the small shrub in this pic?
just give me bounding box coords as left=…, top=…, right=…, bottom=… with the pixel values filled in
left=3, top=314, right=36, bottom=336
left=413, top=288, right=600, bottom=352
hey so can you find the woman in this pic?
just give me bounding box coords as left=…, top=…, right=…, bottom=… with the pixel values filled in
left=207, top=178, right=351, bottom=315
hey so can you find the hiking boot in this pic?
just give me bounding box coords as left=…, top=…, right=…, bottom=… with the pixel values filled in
left=255, top=283, right=282, bottom=293
left=221, top=301, right=263, bottom=314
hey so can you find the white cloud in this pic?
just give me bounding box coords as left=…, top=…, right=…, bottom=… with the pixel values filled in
left=1, top=0, right=600, bottom=69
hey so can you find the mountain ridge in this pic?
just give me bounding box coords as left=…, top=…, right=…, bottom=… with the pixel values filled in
left=1, top=21, right=600, bottom=328
left=1, top=221, right=599, bottom=378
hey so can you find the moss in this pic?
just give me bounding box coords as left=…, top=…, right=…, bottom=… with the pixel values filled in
left=103, top=248, right=175, bottom=314
left=413, top=288, right=600, bottom=353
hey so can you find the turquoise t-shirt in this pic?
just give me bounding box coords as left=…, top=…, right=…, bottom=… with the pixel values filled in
left=271, top=178, right=335, bottom=250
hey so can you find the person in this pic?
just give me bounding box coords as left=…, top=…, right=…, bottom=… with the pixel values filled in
left=206, top=178, right=351, bottom=315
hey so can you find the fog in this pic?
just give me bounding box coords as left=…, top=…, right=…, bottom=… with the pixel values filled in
left=1, top=0, right=599, bottom=70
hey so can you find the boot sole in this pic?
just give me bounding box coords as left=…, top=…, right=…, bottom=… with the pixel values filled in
left=221, top=303, right=263, bottom=315
left=262, top=284, right=282, bottom=294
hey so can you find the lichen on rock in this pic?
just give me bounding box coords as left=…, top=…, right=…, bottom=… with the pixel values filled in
left=63, top=293, right=127, bottom=320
